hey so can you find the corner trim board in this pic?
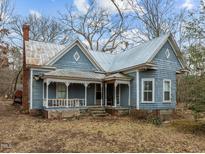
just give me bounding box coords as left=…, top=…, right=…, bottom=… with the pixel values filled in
left=30, top=69, right=33, bottom=109
left=136, top=70, right=139, bottom=109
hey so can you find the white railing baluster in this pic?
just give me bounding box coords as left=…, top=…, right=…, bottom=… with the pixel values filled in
left=46, top=98, right=85, bottom=108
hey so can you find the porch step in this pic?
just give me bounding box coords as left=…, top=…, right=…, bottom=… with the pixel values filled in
left=88, top=106, right=108, bottom=117
left=89, top=108, right=105, bottom=111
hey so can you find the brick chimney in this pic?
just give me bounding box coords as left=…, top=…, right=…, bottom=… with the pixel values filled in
left=22, top=24, right=30, bottom=111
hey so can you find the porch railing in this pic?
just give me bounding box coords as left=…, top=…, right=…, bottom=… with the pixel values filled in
left=43, top=99, right=85, bottom=108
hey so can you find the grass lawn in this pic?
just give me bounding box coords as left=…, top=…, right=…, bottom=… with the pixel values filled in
left=0, top=100, right=205, bottom=153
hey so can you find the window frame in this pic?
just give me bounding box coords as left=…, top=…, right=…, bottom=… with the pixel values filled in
left=56, top=82, right=66, bottom=99
left=141, top=78, right=155, bottom=103
left=163, top=79, right=171, bottom=102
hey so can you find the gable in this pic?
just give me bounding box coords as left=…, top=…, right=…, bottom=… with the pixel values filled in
left=153, top=41, right=183, bottom=71
left=53, top=45, right=99, bottom=71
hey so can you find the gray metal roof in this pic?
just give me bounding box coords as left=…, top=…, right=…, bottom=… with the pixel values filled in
left=26, top=40, right=65, bottom=65
left=43, top=69, right=132, bottom=81
left=26, top=34, right=171, bottom=72
left=44, top=69, right=105, bottom=81
left=104, top=73, right=132, bottom=80
left=89, top=34, right=170, bottom=72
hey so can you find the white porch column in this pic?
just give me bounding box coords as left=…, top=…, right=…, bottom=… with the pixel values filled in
left=119, top=84, right=121, bottom=106
left=43, top=81, right=44, bottom=100
left=46, top=80, right=50, bottom=108
left=105, top=83, right=107, bottom=106
left=101, top=83, right=103, bottom=106
left=84, top=83, right=88, bottom=106
left=65, top=82, right=70, bottom=106
left=128, top=83, right=131, bottom=106
left=94, top=83, right=96, bottom=105
left=114, top=82, right=117, bottom=107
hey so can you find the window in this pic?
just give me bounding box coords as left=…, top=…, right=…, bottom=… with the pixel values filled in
left=163, top=80, right=171, bottom=102
left=142, top=79, right=154, bottom=102
left=56, top=83, right=66, bottom=99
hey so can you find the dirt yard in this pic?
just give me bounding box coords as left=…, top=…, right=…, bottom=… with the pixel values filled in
left=0, top=100, right=205, bottom=153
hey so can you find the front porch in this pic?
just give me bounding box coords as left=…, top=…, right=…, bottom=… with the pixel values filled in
left=40, top=70, right=132, bottom=109
left=42, top=79, right=131, bottom=109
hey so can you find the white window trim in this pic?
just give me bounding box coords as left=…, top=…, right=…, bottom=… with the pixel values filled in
left=141, top=78, right=155, bottom=103
left=163, top=79, right=172, bottom=102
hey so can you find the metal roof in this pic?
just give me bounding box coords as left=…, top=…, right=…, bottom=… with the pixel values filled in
left=104, top=73, right=132, bottom=81
left=109, top=34, right=170, bottom=72
left=26, top=34, right=174, bottom=72
left=43, top=69, right=132, bottom=81
left=26, top=40, right=65, bottom=66
left=44, top=69, right=105, bottom=81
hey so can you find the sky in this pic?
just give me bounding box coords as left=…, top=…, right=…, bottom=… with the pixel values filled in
left=11, top=0, right=199, bottom=17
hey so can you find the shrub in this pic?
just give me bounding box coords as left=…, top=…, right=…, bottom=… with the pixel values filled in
left=129, top=109, right=149, bottom=120
left=147, top=116, right=162, bottom=126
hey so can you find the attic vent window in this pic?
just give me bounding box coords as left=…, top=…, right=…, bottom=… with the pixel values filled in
left=74, top=51, right=80, bottom=61
left=165, top=49, right=170, bottom=59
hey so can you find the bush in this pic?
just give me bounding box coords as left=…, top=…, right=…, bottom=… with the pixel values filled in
left=130, top=109, right=162, bottom=126
left=129, top=109, right=149, bottom=120
left=147, top=115, right=162, bottom=126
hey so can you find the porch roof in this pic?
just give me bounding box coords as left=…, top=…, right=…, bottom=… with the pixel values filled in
left=42, top=69, right=132, bottom=81
left=43, top=69, right=105, bottom=81
left=104, top=73, right=132, bottom=81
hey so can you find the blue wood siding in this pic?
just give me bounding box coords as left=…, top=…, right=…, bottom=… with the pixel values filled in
left=128, top=72, right=136, bottom=107
left=120, top=84, right=129, bottom=107
left=32, top=70, right=48, bottom=109
left=138, top=41, right=182, bottom=110
left=53, top=45, right=99, bottom=71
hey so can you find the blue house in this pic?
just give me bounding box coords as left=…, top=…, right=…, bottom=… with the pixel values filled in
left=22, top=24, right=185, bottom=113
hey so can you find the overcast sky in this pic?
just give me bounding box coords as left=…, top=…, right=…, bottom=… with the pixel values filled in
left=12, top=0, right=199, bottom=17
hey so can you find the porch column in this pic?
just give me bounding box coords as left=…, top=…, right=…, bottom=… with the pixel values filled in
left=128, top=83, right=131, bottom=106
left=101, top=83, right=103, bottom=106
left=46, top=80, right=50, bottom=108
left=114, top=82, right=117, bottom=107
left=94, top=83, right=96, bottom=105
left=105, top=83, right=107, bottom=106
left=65, top=82, right=70, bottom=107
left=84, top=83, right=88, bottom=106
left=43, top=81, right=44, bottom=100
left=119, top=84, right=121, bottom=106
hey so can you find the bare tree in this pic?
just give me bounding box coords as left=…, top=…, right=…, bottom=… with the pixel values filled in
left=0, top=0, right=22, bottom=97
left=0, top=0, right=14, bottom=68
left=128, top=0, right=184, bottom=40
left=59, top=1, right=129, bottom=53
left=182, top=0, right=205, bottom=76
left=12, top=14, right=70, bottom=45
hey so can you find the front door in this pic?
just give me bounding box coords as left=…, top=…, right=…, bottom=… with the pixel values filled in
left=107, top=83, right=114, bottom=106
left=95, top=84, right=101, bottom=105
